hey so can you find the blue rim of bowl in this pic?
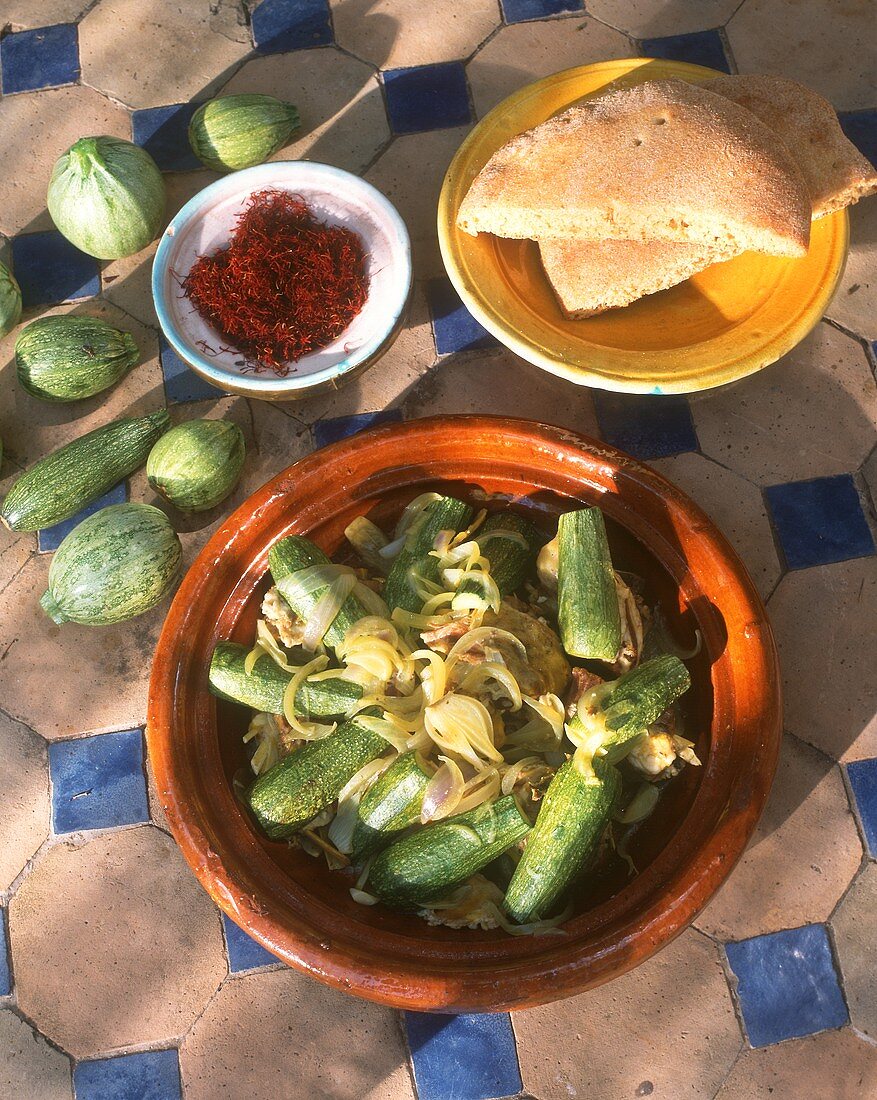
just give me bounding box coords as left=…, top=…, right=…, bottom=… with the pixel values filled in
left=151, top=162, right=413, bottom=397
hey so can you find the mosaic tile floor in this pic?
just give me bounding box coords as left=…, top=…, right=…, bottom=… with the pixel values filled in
left=0, top=1, right=875, bottom=1097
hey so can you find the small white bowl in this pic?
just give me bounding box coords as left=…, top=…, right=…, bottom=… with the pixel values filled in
left=151, top=162, right=412, bottom=401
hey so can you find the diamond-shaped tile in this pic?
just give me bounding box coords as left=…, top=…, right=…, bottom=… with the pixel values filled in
left=593, top=392, right=698, bottom=460
left=846, top=758, right=877, bottom=856
left=404, top=1012, right=522, bottom=1100
left=74, top=1049, right=181, bottom=1100
left=251, top=0, right=333, bottom=54
left=37, top=482, right=127, bottom=553
left=0, top=24, right=80, bottom=95
left=383, top=62, right=472, bottom=135
left=132, top=103, right=201, bottom=172
left=765, top=474, right=875, bottom=571
left=639, top=28, right=731, bottom=72
left=839, top=110, right=877, bottom=169
left=427, top=276, right=496, bottom=356
left=221, top=913, right=279, bottom=974
left=0, top=908, right=10, bottom=996
left=49, top=729, right=149, bottom=834
left=313, top=408, right=402, bottom=449
left=725, top=924, right=848, bottom=1047
left=501, top=0, right=583, bottom=22
left=159, top=333, right=225, bottom=404
left=11, top=232, right=100, bottom=307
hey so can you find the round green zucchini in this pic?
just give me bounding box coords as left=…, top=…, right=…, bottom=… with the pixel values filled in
left=146, top=419, right=245, bottom=512
left=40, top=503, right=182, bottom=625
left=15, top=315, right=139, bottom=402
left=188, top=94, right=300, bottom=172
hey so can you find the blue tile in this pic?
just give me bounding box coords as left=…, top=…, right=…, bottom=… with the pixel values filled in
left=132, top=103, right=201, bottom=172
left=765, top=474, right=875, bottom=571
left=159, top=333, right=225, bottom=403
left=38, top=482, right=127, bottom=553
left=846, top=758, right=877, bottom=855
left=383, top=63, right=472, bottom=135
left=251, top=0, right=333, bottom=54
left=725, top=925, right=848, bottom=1047
left=501, top=0, right=583, bottom=21
left=221, top=912, right=279, bottom=972
left=0, top=908, right=10, bottom=997
left=404, top=1012, right=522, bottom=1100
left=839, top=110, right=877, bottom=169
left=11, top=231, right=100, bottom=307
left=74, top=1049, right=181, bottom=1100
left=427, top=277, right=496, bottom=356
left=639, top=29, right=732, bottom=74
left=313, top=408, right=402, bottom=449
left=49, top=729, right=149, bottom=834
left=593, top=391, right=698, bottom=460
left=0, top=24, right=80, bottom=94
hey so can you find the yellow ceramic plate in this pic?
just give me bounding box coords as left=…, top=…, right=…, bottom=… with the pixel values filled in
left=437, top=58, right=849, bottom=394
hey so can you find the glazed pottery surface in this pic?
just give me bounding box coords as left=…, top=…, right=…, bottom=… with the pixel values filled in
left=438, top=58, right=849, bottom=395
left=147, top=416, right=782, bottom=1012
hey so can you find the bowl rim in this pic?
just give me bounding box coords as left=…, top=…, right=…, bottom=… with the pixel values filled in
left=151, top=161, right=413, bottom=397
left=147, top=415, right=783, bottom=1012
left=437, top=57, right=850, bottom=396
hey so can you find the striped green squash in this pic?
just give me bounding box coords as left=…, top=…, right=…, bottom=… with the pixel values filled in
left=0, top=261, right=22, bottom=338
left=15, top=315, right=139, bottom=402
left=147, top=419, right=246, bottom=512
left=40, top=503, right=182, bottom=625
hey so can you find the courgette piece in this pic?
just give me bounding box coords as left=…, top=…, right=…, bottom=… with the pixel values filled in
left=462, top=511, right=542, bottom=598
left=383, top=495, right=473, bottom=613
left=208, top=641, right=362, bottom=718
left=351, top=751, right=432, bottom=859
left=367, top=795, right=530, bottom=908
left=246, top=707, right=387, bottom=839
left=268, top=535, right=368, bottom=649
left=571, top=654, right=692, bottom=760
left=504, top=757, right=621, bottom=923
left=1, top=409, right=170, bottom=532
left=557, top=508, right=622, bottom=662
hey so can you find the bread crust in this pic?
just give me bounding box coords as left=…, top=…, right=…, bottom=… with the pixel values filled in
left=457, top=78, right=811, bottom=257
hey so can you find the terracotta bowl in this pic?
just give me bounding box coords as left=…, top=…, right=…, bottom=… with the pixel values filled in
left=147, top=416, right=782, bottom=1012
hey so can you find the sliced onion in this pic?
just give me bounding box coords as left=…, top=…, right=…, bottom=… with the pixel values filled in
left=350, top=888, right=379, bottom=906
left=378, top=533, right=406, bottom=562
left=394, top=492, right=442, bottom=539
left=277, top=563, right=354, bottom=603
left=392, top=607, right=455, bottom=630
left=450, top=571, right=501, bottom=614
left=356, top=714, right=412, bottom=752
left=444, top=626, right=527, bottom=675
left=421, top=756, right=465, bottom=823
left=456, top=662, right=522, bottom=711
left=282, top=654, right=335, bottom=738
left=448, top=508, right=487, bottom=548
left=242, top=713, right=284, bottom=775
left=479, top=528, right=528, bottom=549
left=301, top=573, right=356, bottom=651
left=456, top=767, right=500, bottom=815
left=410, top=648, right=447, bottom=705
left=344, top=515, right=390, bottom=573
left=485, top=900, right=572, bottom=937
left=407, top=570, right=446, bottom=603
left=353, top=582, right=390, bottom=620
left=424, top=693, right=503, bottom=768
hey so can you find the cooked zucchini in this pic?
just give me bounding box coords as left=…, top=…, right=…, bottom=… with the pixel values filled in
left=245, top=707, right=386, bottom=839
left=351, top=751, right=432, bottom=859
left=463, top=511, right=542, bottom=598
left=571, top=654, right=692, bottom=759
left=367, top=795, right=530, bottom=908
left=268, top=535, right=368, bottom=649
left=504, top=757, right=620, bottom=923
left=383, top=495, right=473, bottom=613
left=557, top=508, right=622, bottom=662
left=208, top=642, right=362, bottom=718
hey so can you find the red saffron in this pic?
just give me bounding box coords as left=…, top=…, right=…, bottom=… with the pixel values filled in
left=182, top=189, right=369, bottom=374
